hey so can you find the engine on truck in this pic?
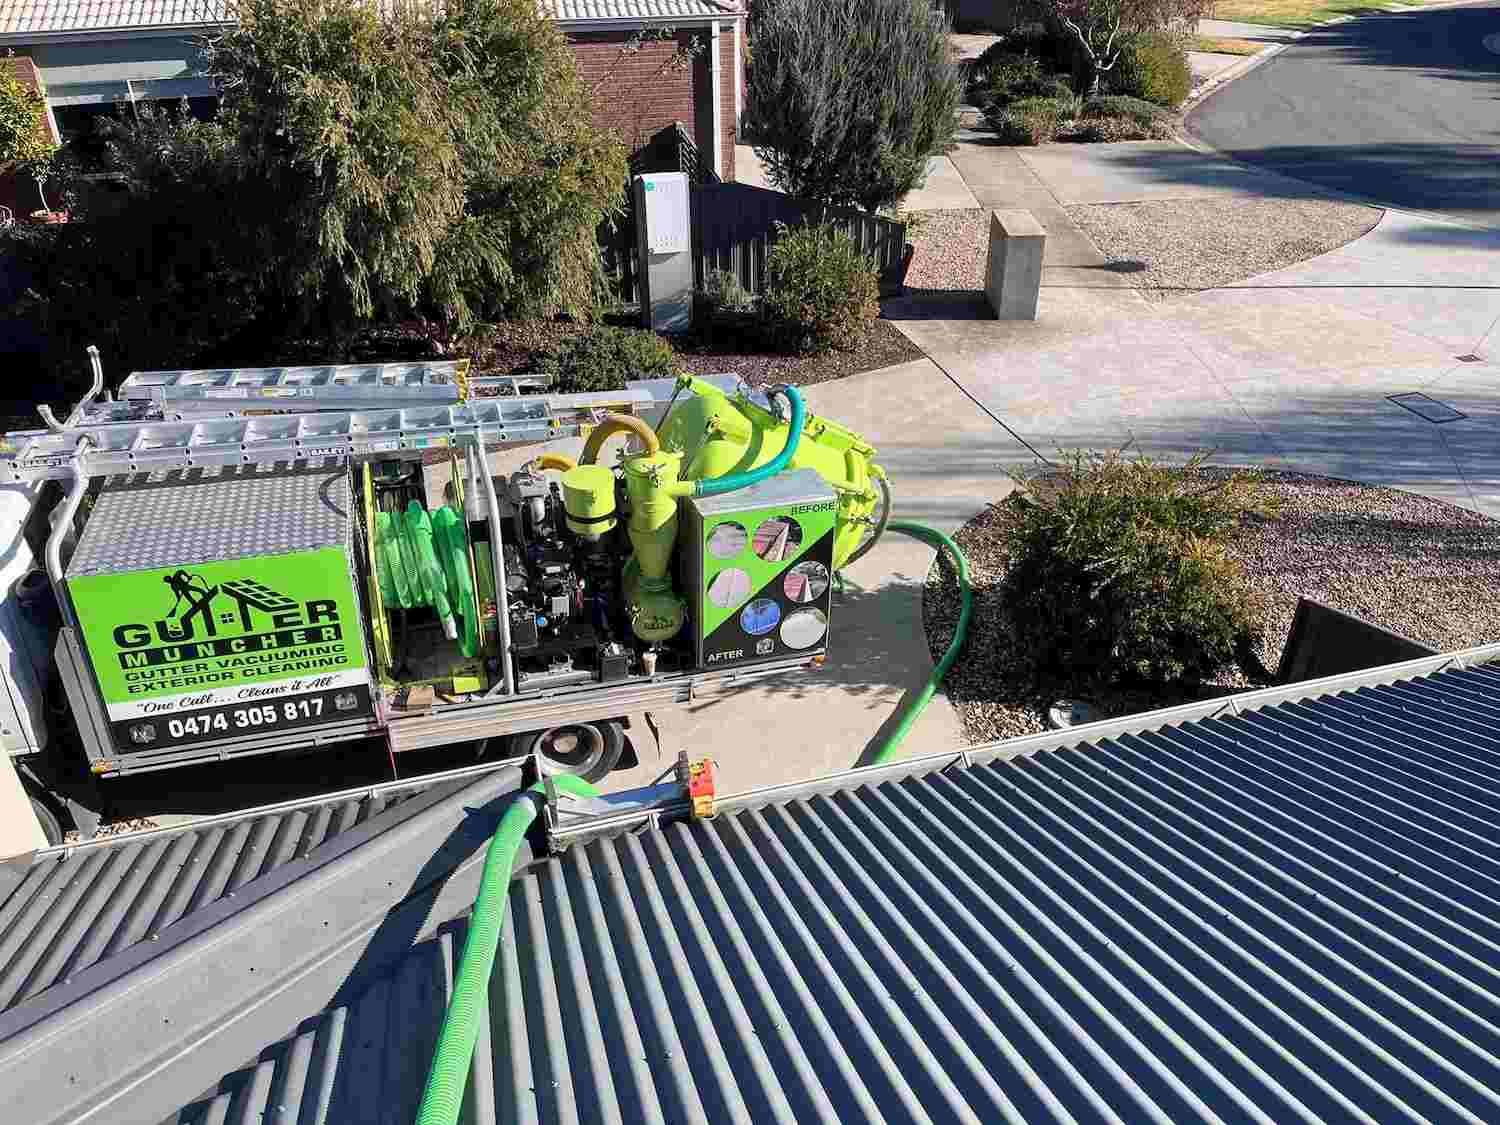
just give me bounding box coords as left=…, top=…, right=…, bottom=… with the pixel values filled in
left=500, top=468, right=632, bottom=686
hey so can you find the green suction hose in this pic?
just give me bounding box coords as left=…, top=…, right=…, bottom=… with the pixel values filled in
left=861, top=520, right=973, bottom=767
left=415, top=773, right=600, bottom=1125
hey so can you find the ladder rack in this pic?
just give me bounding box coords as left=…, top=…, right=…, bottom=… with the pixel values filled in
left=116, top=361, right=552, bottom=415
left=0, top=388, right=661, bottom=483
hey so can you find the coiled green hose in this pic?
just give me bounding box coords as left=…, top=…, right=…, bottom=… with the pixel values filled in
left=415, top=773, right=600, bottom=1125
left=862, top=520, right=973, bottom=766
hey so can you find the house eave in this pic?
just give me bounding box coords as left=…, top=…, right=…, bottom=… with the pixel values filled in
left=0, top=23, right=232, bottom=46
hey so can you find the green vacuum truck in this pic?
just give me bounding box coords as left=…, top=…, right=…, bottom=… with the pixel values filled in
left=0, top=354, right=890, bottom=842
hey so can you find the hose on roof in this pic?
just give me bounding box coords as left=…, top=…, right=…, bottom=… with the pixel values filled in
left=415, top=773, right=600, bottom=1125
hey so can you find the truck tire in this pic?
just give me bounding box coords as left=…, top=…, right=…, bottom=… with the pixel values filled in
left=30, top=797, right=64, bottom=847
left=511, top=719, right=624, bottom=783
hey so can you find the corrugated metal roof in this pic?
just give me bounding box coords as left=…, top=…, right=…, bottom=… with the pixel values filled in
left=0, top=0, right=734, bottom=36
left=172, top=660, right=1500, bottom=1124
left=0, top=778, right=436, bottom=1013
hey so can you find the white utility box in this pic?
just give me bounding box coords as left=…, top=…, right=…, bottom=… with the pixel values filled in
left=633, top=172, right=694, bottom=332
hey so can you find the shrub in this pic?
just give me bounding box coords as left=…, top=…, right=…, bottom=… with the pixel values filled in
left=1035, top=0, right=1210, bottom=95
left=997, top=450, right=1268, bottom=688
left=1110, top=31, right=1193, bottom=108
left=700, top=269, right=756, bottom=314
left=973, top=53, right=1076, bottom=109
left=1066, top=114, right=1169, bottom=142
left=985, top=95, right=1074, bottom=145
left=0, top=69, right=58, bottom=211
left=55, top=0, right=625, bottom=348
left=762, top=222, right=879, bottom=353
left=537, top=325, right=677, bottom=393
left=1068, top=94, right=1172, bottom=140
left=746, top=0, right=960, bottom=212
left=1083, top=93, right=1169, bottom=127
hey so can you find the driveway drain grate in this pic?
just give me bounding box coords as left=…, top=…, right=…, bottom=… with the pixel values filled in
left=1388, top=392, right=1466, bottom=423
left=1456, top=354, right=1483, bottom=363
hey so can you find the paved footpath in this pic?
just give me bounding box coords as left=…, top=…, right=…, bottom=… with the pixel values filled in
left=896, top=139, right=1500, bottom=518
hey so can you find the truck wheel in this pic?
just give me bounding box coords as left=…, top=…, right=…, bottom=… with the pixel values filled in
left=512, top=719, right=624, bottom=783
left=29, top=797, right=64, bottom=847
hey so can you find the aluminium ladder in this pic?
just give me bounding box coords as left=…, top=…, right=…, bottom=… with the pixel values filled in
left=1, top=371, right=745, bottom=484
left=0, top=390, right=665, bottom=484
left=115, top=361, right=553, bottom=415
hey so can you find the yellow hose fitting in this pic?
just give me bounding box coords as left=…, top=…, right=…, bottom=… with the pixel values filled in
left=531, top=452, right=577, bottom=473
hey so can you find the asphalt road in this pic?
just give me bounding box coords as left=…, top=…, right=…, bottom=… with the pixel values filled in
left=1187, top=2, right=1500, bottom=228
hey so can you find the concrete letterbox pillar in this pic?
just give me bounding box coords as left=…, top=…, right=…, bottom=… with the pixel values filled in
left=985, top=209, right=1046, bottom=321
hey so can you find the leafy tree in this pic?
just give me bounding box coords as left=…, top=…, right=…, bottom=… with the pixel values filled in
left=1031, top=0, right=1209, bottom=95
left=96, top=0, right=627, bottom=335
left=745, top=0, right=960, bottom=213
left=0, top=66, right=58, bottom=211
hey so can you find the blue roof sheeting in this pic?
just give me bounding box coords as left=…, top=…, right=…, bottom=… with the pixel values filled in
left=171, top=660, right=1500, bottom=1125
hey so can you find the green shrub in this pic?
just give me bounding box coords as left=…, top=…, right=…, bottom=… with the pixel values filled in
left=1084, top=94, right=1168, bottom=127
left=762, top=222, right=879, bottom=353
left=537, top=325, right=677, bottom=393
left=0, top=69, right=57, bottom=209
left=969, top=49, right=1074, bottom=108
left=746, top=0, right=960, bottom=212
left=1109, top=31, right=1192, bottom=109
left=700, top=269, right=756, bottom=313
left=1066, top=114, right=1170, bottom=142
left=1070, top=95, right=1172, bottom=141
left=985, top=95, right=1073, bottom=145
left=997, top=451, right=1269, bottom=688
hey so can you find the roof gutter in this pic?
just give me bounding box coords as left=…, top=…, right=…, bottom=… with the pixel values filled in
left=0, top=12, right=742, bottom=45
left=557, top=13, right=742, bottom=30
left=708, top=639, right=1500, bottom=815
left=0, top=23, right=232, bottom=46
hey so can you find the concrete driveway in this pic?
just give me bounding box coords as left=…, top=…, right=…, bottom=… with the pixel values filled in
left=1187, top=3, right=1500, bottom=228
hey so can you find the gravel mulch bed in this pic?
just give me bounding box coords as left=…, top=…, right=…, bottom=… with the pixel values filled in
left=903, top=208, right=989, bottom=293
left=465, top=316, right=923, bottom=391
left=1068, top=197, right=1382, bottom=299
left=924, top=472, right=1500, bottom=745
left=673, top=319, right=924, bottom=389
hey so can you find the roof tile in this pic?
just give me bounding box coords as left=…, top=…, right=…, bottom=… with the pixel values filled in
left=0, top=0, right=734, bottom=36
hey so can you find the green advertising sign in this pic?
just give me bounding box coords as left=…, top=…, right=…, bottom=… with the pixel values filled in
left=69, top=548, right=372, bottom=741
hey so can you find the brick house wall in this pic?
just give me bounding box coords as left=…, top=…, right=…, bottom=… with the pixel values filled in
left=717, top=22, right=737, bottom=182
left=564, top=22, right=740, bottom=181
